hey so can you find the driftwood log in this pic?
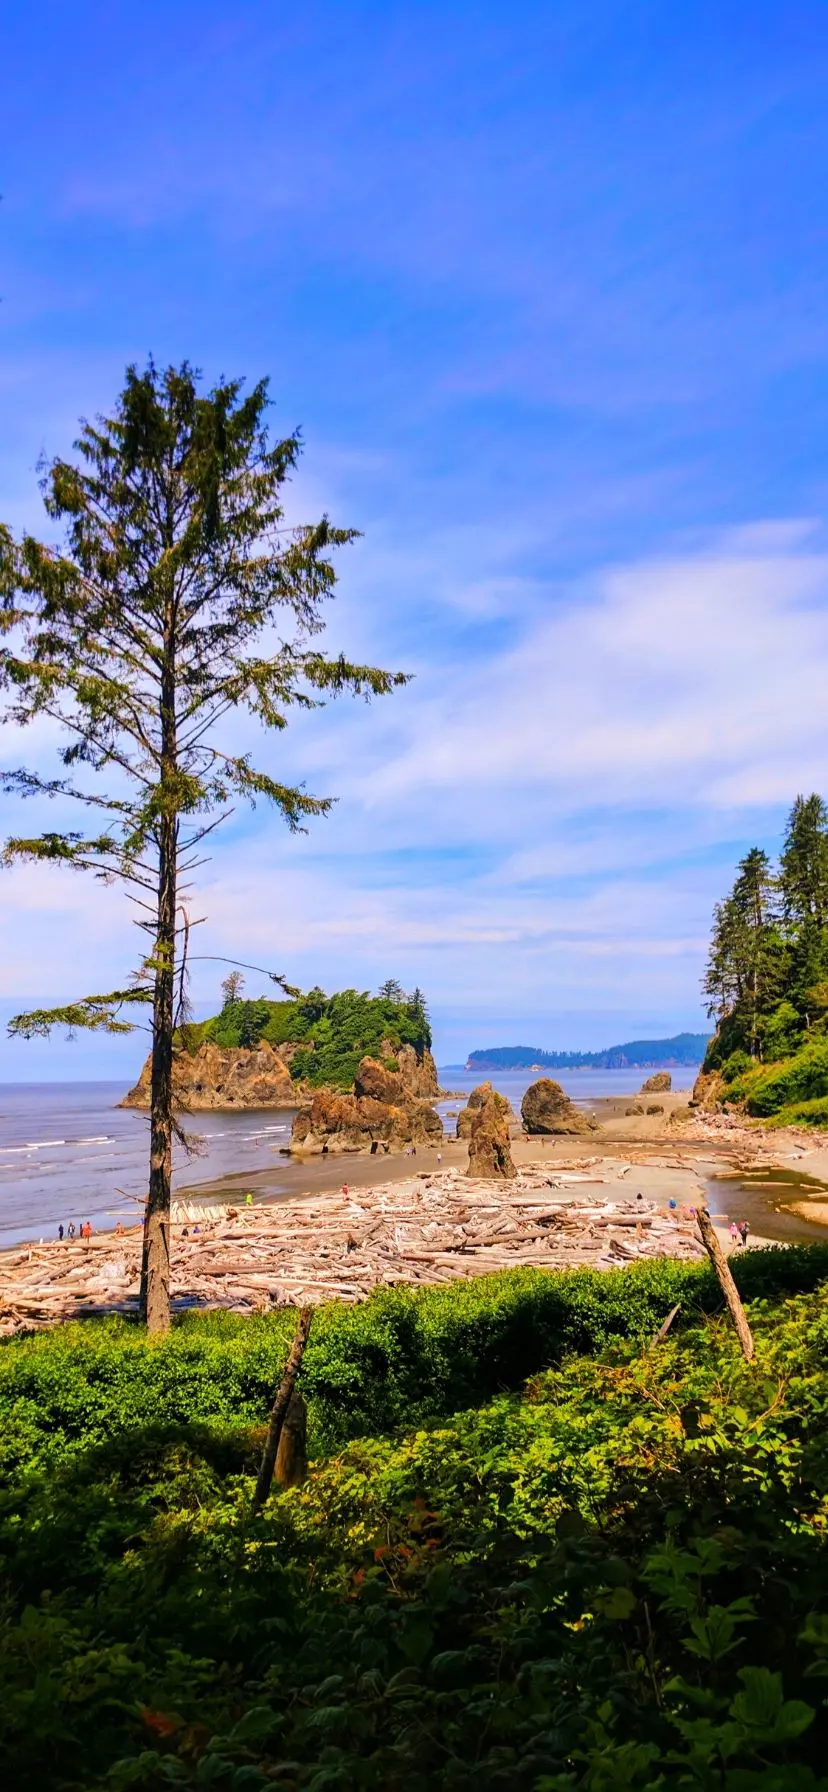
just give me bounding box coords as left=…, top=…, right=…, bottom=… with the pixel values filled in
left=696, top=1205, right=754, bottom=1362
left=0, top=1167, right=706, bottom=1340
left=253, top=1307, right=313, bottom=1508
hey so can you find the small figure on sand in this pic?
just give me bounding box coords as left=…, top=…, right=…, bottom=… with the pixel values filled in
left=57, top=1223, right=64, bottom=1241
left=729, top=1221, right=739, bottom=1245
left=739, top=1220, right=750, bottom=1247
left=67, top=1222, right=76, bottom=1240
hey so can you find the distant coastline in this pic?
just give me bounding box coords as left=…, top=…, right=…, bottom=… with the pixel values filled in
left=466, top=1032, right=709, bottom=1072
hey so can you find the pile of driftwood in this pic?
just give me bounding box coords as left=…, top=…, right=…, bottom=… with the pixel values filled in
left=0, top=1167, right=704, bottom=1337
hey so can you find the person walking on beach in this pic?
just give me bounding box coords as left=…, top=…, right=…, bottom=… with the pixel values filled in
left=729, top=1221, right=739, bottom=1245
left=739, top=1220, right=750, bottom=1247
left=67, top=1222, right=75, bottom=1240
left=57, top=1223, right=64, bottom=1241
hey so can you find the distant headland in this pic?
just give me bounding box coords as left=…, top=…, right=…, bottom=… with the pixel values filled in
left=466, top=1032, right=710, bottom=1072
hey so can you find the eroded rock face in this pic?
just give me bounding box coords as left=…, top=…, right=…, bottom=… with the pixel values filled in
left=291, top=1086, right=442, bottom=1155
left=392, top=1043, right=440, bottom=1098
left=354, top=1056, right=408, bottom=1105
left=640, top=1071, right=672, bottom=1094
left=466, top=1093, right=516, bottom=1179
left=121, top=1040, right=298, bottom=1111
left=521, top=1078, right=597, bottom=1136
left=456, top=1082, right=514, bottom=1139
left=691, top=1069, right=724, bottom=1110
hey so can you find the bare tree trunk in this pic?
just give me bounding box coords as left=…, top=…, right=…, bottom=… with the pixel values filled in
left=141, top=602, right=179, bottom=1336
left=696, top=1206, right=754, bottom=1362
left=141, top=807, right=177, bottom=1334
left=253, top=1308, right=313, bottom=1509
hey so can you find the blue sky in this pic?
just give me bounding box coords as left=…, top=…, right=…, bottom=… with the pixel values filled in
left=3, top=0, right=828, bottom=1075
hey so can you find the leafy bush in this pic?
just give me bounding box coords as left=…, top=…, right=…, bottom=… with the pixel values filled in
left=756, top=998, right=804, bottom=1061
left=5, top=1250, right=828, bottom=1481
left=6, top=1282, right=828, bottom=1785
left=764, top=1094, right=828, bottom=1128
left=736, top=1037, right=828, bottom=1116
left=720, top=1048, right=753, bottom=1083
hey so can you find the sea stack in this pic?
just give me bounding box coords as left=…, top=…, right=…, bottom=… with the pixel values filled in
left=521, top=1078, right=597, bottom=1135
left=466, top=1092, right=516, bottom=1178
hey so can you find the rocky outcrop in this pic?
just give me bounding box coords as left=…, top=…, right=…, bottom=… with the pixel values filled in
left=521, top=1078, right=597, bottom=1136
left=640, top=1071, right=672, bottom=1094
left=455, top=1081, right=514, bottom=1139
left=354, top=1056, right=410, bottom=1105
left=121, top=1040, right=298, bottom=1111
left=691, top=1069, right=724, bottom=1111
left=291, top=1059, right=443, bottom=1155
left=466, top=1093, right=516, bottom=1178
left=392, top=1042, right=440, bottom=1098
left=123, top=1037, right=437, bottom=1114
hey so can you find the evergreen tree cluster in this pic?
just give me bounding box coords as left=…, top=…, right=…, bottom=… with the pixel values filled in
left=704, top=794, right=828, bottom=1071
left=184, top=981, right=432, bottom=1091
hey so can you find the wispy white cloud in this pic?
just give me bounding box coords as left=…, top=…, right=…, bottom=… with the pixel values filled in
left=1, top=524, right=822, bottom=1063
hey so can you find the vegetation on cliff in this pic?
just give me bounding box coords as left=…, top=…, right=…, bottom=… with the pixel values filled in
left=4, top=1250, right=828, bottom=1786
left=703, top=794, right=828, bottom=1122
left=182, top=982, right=432, bottom=1092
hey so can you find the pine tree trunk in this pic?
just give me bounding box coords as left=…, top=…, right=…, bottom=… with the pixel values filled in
left=141, top=809, right=177, bottom=1333
left=141, top=606, right=178, bottom=1337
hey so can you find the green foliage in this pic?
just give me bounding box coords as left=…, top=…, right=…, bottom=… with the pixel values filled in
left=190, top=986, right=432, bottom=1089
left=757, top=997, right=804, bottom=1061
left=720, top=1048, right=753, bottom=1083
left=762, top=1095, right=828, bottom=1129
left=702, top=796, right=828, bottom=1122
left=731, top=1038, right=828, bottom=1116
left=703, top=846, right=789, bottom=1060
left=3, top=1250, right=828, bottom=1481
left=5, top=1271, right=828, bottom=1786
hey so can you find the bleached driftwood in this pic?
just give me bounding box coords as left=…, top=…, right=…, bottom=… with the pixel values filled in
left=0, top=1167, right=704, bottom=1338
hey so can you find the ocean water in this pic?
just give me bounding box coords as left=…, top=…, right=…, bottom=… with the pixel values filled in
left=0, top=1066, right=699, bottom=1249
left=0, top=1083, right=296, bottom=1248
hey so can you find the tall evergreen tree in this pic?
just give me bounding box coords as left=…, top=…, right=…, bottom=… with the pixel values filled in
left=703, top=848, right=786, bottom=1058
left=779, top=795, right=828, bottom=1027
left=0, top=361, right=406, bottom=1332
left=378, top=978, right=406, bottom=1004
left=780, top=794, right=828, bottom=928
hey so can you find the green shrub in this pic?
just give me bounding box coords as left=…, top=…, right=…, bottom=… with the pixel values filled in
left=5, top=1284, right=828, bottom=1786
left=764, top=1094, right=828, bottom=1128
left=720, top=1047, right=753, bottom=1083
left=4, top=1248, right=828, bottom=1481
left=742, top=1038, right=828, bottom=1116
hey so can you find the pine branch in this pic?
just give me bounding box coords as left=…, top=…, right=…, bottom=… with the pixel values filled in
left=8, top=986, right=153, bottom=1039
